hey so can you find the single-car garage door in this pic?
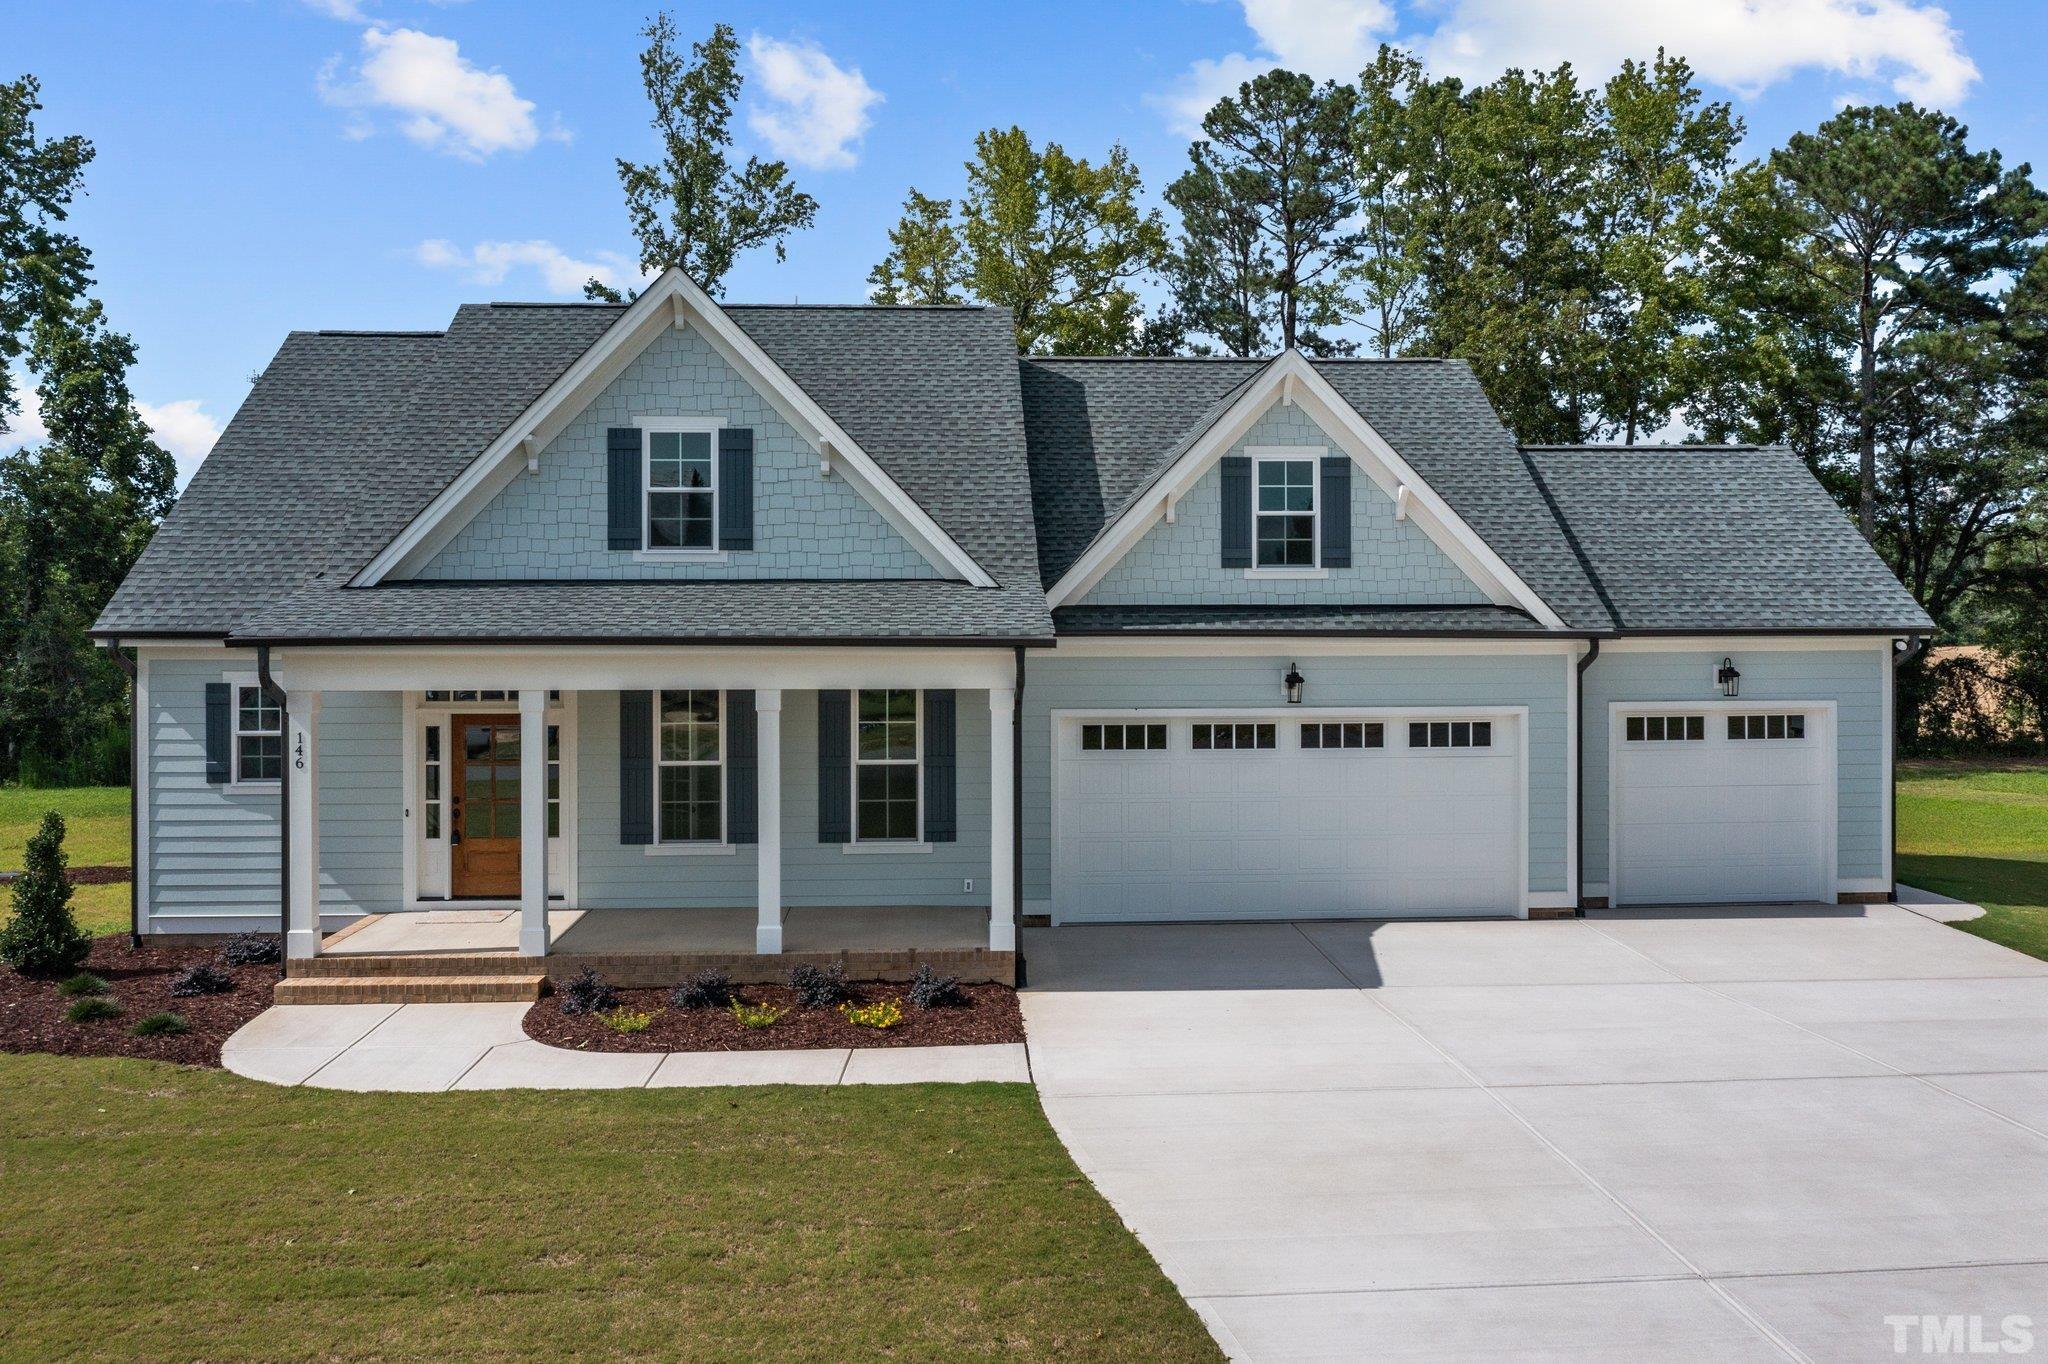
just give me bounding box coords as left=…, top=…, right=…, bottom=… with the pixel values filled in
left=1611, top=705, right=1833, bottom=905
left=1053, top=712, right=1522, bottom=922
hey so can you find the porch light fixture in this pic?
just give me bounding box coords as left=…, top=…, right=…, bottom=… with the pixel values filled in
left=1283, top=663, right=1305, bottom=705
left=1717, top=657, right=1741, bottom=698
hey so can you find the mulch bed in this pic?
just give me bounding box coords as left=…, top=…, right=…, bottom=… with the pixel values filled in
left=0, top=864, right=129, bottom=885
left=0, top=935, right=276, bottom=1067
left=525, top=981, right=1024, bottom=1053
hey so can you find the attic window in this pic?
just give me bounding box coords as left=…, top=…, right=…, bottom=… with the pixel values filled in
left=646, top=427, right=716, bottom=550
left=1254, top=455, right=1317, bottom=567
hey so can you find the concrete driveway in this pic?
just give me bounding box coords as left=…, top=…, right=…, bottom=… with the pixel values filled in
left=1022, top=905, right=2048, bottom=1362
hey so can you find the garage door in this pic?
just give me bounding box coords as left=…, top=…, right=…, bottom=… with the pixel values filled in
left=1611, top=707, right=1832, bottom=905
left=1053, top=713, right=1522, bottom=922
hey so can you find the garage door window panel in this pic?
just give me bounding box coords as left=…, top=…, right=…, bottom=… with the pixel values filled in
left=1409, top=720, right=1493, bottom=749
left=1081, top=723, right=1168, bottom=752
left=1625, top=714, right=1705, bottom=742
left=1729, top=713, right=1807, bottom=740
left=1301, top=721, right=1382, bottom=750
left=1192, top=722, right=1276, bottom=751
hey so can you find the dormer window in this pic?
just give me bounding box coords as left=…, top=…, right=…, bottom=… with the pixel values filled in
left=644, top=422, right=719, bottom=551
left=1254, top=454, right=1317, bottom=567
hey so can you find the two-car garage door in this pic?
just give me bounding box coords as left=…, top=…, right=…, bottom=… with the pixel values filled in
left=1053, top=712, right=1522, bottom=923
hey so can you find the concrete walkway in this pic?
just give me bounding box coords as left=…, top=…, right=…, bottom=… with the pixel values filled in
left=1023, top=906, right=2048, bottom=1363
left=223, top=1001, right=1029, bottom=1091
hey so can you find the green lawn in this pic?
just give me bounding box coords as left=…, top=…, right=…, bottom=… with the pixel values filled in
left=0, top=1054, right=1219, bottom=1361
left=1898, top=758, right=2048, bottom=961
left=0, top=785, right=130, bottom=936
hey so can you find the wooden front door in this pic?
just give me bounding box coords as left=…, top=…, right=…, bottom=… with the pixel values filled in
left=451, top=714, right=522, bottom=898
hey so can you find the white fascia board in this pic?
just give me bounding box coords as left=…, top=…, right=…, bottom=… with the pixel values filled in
left=273, top=643, right=1017, bottom=693
left=357, top=269, right=995, bottom=589
left=1044, top=350, right=1568, bottom=631
left=1601, top=635, right=1898, bottom=654
left=1050, top=636, right=1579, bottom=659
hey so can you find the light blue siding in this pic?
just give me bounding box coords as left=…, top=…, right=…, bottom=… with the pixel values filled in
left=576, top=689, right=992, bottom=909
left=417, top=325, right=939, bottom=580
left=1020, top=650, right=1572, bottom=907
left=1582, top=647, right=1890, bottom=890
left=1077, top=403, right=1488, bottom=606
left=143, top=657, right=402, bottom=926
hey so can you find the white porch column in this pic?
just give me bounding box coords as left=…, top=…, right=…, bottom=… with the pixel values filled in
left=518, top=687, right=549, bottom=957
left=285, top=690, right=322, bottom=959
left=988, top=687, right=1016, bottom=952
left=755, top=689, right=784, bottom=954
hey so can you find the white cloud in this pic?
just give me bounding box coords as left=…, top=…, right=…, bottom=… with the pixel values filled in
left=303, top=0, right=369, bottom=18
left=412, top=238, right=643, bottom=297
left=1414, top=0, right=1977, bottom=107
left=137, top=399, right=223, bottom=488
left=319, top=26, right=559, bottom=160
left=1154, top=0, right=1396, bottom=134
left=745, top=34, right=883, bottom=170
left=0, top=374, right=48, bottom=450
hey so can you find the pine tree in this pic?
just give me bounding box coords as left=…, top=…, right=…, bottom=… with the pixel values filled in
left=0, top=810, right=90, bottom=976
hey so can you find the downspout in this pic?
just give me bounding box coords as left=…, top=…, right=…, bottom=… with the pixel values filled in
left=1574, top=637, right=1601, bottom=914
left=256, top=646, right=290, bottom=977
left=1890, top=634, right=1927, bottom=902
left=1012, top=645, right=1027, bottom=989
left=98, top=641, right=143, bottom=950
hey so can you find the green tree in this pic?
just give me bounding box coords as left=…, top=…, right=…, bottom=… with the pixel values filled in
left=1167, top=70, right=1360, bottom=354
left=0, top=810, right=90, bottom=976
left=866, top=189, right=965, bottom=305
left=0, top=74, right=92, bottom=435
left=592, top=15, right=818, bottom=300
left=868, top=128, right=1166, bottom=353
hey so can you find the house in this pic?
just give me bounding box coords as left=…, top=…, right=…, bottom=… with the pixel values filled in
left=90, top=269, right=1932, bottom=990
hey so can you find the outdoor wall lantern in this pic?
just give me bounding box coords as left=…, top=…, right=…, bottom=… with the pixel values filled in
left=1283, top=663, right=1305, bottom=705
left=1717, top=657, right=1741, bottom=698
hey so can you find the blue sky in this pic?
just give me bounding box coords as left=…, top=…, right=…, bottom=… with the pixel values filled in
left=9, top=0, right=2046, bottom=483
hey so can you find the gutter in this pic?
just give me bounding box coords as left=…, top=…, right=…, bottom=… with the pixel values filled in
left=256, top=645, right=290, bottom=977
left=1012, top=645, right=1027, bottom=989
left=1890, top=634, right=1929, bottom=902
left=97, top=641, right=143, bottom=949
left=1574, top=637, right=1600, bottom=914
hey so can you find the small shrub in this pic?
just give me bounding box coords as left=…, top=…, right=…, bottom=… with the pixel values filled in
left=670, top=967, right=734, bottom=1010
left=58, top=972, right=109, bottom=998
left=557, top=967, right=616, bottom=1016
left=599, top=1008, right=657, bottom=1034
left=788, top=962, right=851, bottom=1008
left=169, top=963, right=234, bottom=998
left=222, top=932, right=281, bottom=966
left=64, top=996, right=121, bottom=1023
left=840, top=998, right=904, bottom=1030
left=906, top=963, right=964, bottom=1010
left=729, top=999, right=788, bottom=1030
left=130, top=1011, right=189, bottom=1037
left=0, top=811, right=91, bottom=977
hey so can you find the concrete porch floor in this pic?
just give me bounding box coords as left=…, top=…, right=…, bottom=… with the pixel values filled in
left=322, top=905, right=990, bottom=958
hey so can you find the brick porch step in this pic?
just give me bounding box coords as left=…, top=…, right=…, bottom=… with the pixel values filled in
left=274, top=973, right=547, bottom=1005
left=289, top=953, right=543, bottom=979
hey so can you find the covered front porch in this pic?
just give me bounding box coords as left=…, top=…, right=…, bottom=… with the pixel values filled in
left=271, top=645, right=1022, bottom=981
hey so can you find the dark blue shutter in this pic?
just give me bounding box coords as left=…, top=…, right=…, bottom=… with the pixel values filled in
left=619, top=691, right=653, bottom=845
left=818, top=690, right=851, bottom=844
left=1221, top=455, right=1252, bottom=568
left=923, top=689, right=956, bottom=843
left=204, top=682, right=231, bottom=784
left=606, top=427, right=641, bottom=551
left=726, top=690, right=757, bottom=844
left=1320, top=456, right=1352, bottom=568
left=718, top=427, right=754, bottom=551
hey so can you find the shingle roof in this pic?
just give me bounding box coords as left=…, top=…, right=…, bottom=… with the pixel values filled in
left=96, top=303, right=1053, bottom=644
left=1520, top=445, right=1933, bottom=633
left=1019, top=356, right=1617, bottom=630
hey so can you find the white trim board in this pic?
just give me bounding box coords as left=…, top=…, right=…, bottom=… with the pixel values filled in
left=354, top=268, right=994, bottom=589
left=1044, top=349, right=1568, bottom=630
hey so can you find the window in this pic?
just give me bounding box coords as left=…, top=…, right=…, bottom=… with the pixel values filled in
left=855, top=689, right=921, bottom=841
left=1301, top=721, right=1383, bottom=750
left=1081, top=723, right=1167, bottom=752
left=1409, top=720, right=1493, bottom=749
left=1728, top=713, right=1806, bottom=741
left=422, top=724, right=443, bottom=838
left=657, top=689, right=722, bottom=842
left=1625, top=714, right=1705, bottom=742
left=1192, top=722, right=1276, bottom=751
left=234, top=686, right=282, bottom=783
left=547, top=723, right=562, bottom=839
left=646, top=428, right=715, bottom=550
left=422, top=690, right=559, bottom=703
left=1254, top=455, right=1317, bottom=567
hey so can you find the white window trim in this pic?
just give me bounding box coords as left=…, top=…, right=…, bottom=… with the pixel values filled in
left=224, top=673, right=281, bottom=791
left=852, top=686, right=923, bottom=845
left=641, top=415, right=725, bottom=557
left=1249, top=448, right=1320, bottom=573
left=654, top=687, right=727, bottom=847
